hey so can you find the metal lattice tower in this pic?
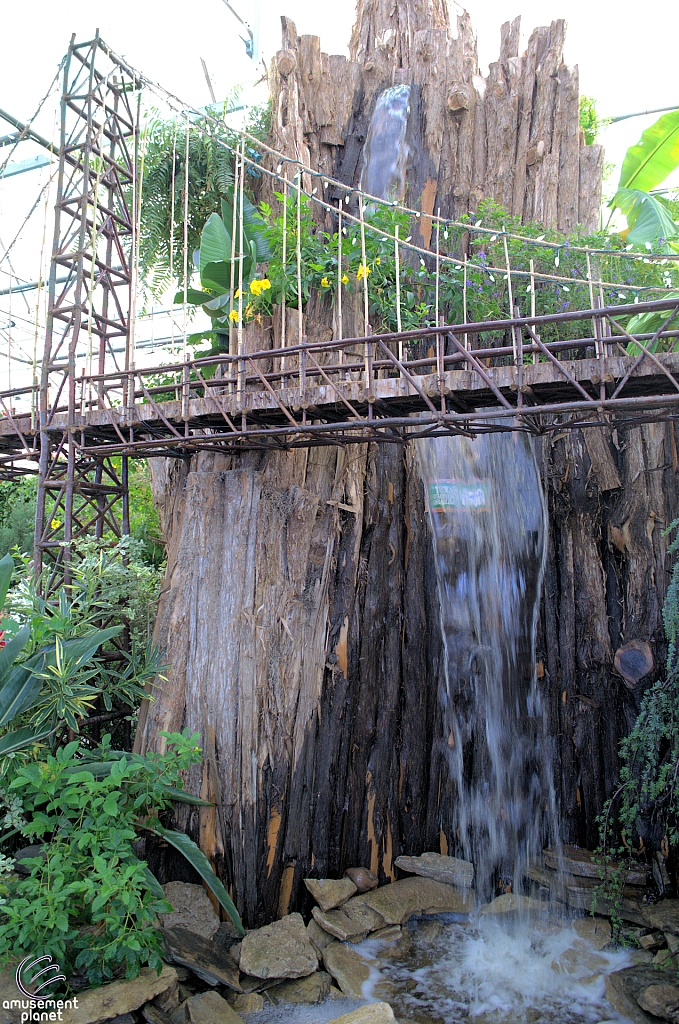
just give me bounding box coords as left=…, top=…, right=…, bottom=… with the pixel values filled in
left=34, top=33, right=140, bottom=583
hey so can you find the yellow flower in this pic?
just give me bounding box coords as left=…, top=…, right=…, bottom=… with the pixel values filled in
left=244, top=302, right=255, bottom=319
left=229, top=309, right=239, bottom=322
left=341, top=274, right=349, bottom=285
left=249, top=278, right=272, bottom=296
left=234, top=288, right=243, bottom=298
left=50, top=518, right=61, bottom=530
left=320, top=277, right=330, bottom=288
left=376, top=257, right=381, bottom=265
left=356, top=264, right=371, bottom=281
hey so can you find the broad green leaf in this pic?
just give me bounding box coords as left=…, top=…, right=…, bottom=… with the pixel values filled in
left=619, top=109, right=679, bottom=192
left=0, top=553, right=13, bottom=609
left=152, top=826, right=245, bottom=935
left=0, top=625, right=30, bottom=686
left=0, top=666, right=43, bottom=727
left=203, top=292, right=231, bottom=314
left=221, top=195, right=272, bottom=261
left=611, top=188, right=679, bottom=248
left=624, top=295, right=679, bottom=354
left=0, top=724, right=54, bottom=756
left=161, top=784, right=214, bottom=807
left=174, top=288, right=216, bottom=306
left=200, top=262, right=232, bottom=293
left=142, top=865, right=165, bottom=900
left=199, top=214, right=233, bottom=275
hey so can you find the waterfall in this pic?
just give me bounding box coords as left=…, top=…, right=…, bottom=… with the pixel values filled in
left=417, top=431, right=555, bottom=898
left=362, top=87, right=559, bottom=899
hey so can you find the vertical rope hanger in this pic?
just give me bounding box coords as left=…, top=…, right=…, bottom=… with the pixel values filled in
left=237, top=132, right=245, bottom=396
left=337, top=208, right=343, bottom=371
left=169, top=119, right=177, bottom=356
left=229, top=140, right=239, bottom=364
left=395, top=224, right=403, bottom=362
left=182, top=112, right=190, bottom=365
left=296, top=168, right=303, bottom=349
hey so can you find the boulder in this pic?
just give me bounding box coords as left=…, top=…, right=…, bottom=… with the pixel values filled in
left=645, top=901, right=679, bottom=935
left=356, top=877, right=474, bottom=925
left=312, top=902, right=385, bottom=942
left=170, top=990, right=243, bottom=1024
left=267, top=971, right=332, bottom=1005
left=308, top=918, right=334, bottom=952
left=573, top=917, right=612, bottom=950
left=543, top=846, right=646, bottom=887
left=637, top=983, right=679, bottom=1021
left=551, top=945, right=609, bottom=979
left=639, top=931, right=666, bottom=951
left=323, top=943, right=371, bottom=997
left=239, top=912, right=319, bottom=980
left=304, top=877, right=358, bottom=911
left=344, top=867, right=379, bottom=893
left=394, top=853, right=474, bottom=889
left=226, top=993, right=264, bottom=1012
left=160, top=882, right=220, bottom=940
left=65, top=965, right=177, bottom=1024
left=372, top=925, right=402, bottom=943
left=161, top=926, right=241, bottom=990
left=326, top=1002, right=395, bottom=1024
left=479, top=894, right=546, bottom=917
left=605, top=966, right=667, bottom=1024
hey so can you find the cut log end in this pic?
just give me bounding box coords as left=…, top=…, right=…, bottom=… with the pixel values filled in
left=614, top=640, right=655, bottom=690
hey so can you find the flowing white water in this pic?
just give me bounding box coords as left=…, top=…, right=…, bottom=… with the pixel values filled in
left=417, top=430, right=556, bottom=898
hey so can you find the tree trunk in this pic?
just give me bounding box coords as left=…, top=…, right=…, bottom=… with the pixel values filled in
left=134, top=1, right=674, bottom=927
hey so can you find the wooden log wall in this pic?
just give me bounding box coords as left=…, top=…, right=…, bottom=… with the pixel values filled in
left=136, top=2, right=675, bottom=924
left=267, top=3, right=604, bottom=233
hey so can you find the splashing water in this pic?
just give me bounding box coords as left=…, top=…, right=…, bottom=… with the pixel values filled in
left=418, top=430, right=555, bottom=898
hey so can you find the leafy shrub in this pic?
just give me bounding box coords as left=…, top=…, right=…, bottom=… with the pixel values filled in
left=0, top=732, right=201, bottom=986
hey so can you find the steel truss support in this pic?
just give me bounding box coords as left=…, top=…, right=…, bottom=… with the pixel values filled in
left=34, top=33, right=139, bottom=583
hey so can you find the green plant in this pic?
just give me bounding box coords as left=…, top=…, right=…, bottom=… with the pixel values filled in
left=594, top=517, right=679, bottom=937
left=609, top=108, right=679, bottom=252
left=0, top=477, right=36, bottom=557
left=579, top=95, right=609, bottom=146
left=0, top=730, right=244, bottom=988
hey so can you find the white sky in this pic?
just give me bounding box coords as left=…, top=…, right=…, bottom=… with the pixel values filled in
left=0, top=0, right=678, bottom=390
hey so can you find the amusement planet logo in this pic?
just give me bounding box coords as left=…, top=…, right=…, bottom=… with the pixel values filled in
left=2, top=955, right=79, bottom=1022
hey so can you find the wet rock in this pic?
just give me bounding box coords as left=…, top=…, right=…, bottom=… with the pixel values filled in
left=326, top=1002, right=395, bottom=1024
left=394, top=852, right=474, bottom=889
left=159, top=882, right=220, bottom=940
left=143, top=1004, right=174, bottom=1024
left=161, top=926, right=241, bottom=990
left=573, top=917, right=612, bottom=950
left=357, top=877, right=473, bottom=925
left=108, top=1016, right=135, bottom=1024
left=653, top=951, right=678, bottom=971
left=323, top=942, right=371, bottom=997
left=344, top=867, right=379, bottom=893
left=66, top=965, right=177, bottom=1024
left=308, top=918, right=335, bottom=952
left=631, top=950, right=656, bottom=965
left=304, top=876, right=358, bottom=911
left=543, top=846, right=646, bottom=887
left=153, top=976, right=180, bottom=1014
left=372, top=925, right=402, bottom=943
left=551, top=944, right=609, bottom=979
left=638, top=983, right=679, bottom=1021
left=239, top=912, right=319, bottom=979
left=266, top=970, right=332, bottom=1005
left=605, top=966, right=667, bottom=1024
left=479, top=894, right=546, bottom=916
left=171, top=990, right=244, bottom=1024
left=667, top=933, right=679, bottom=955
left=313, top=901, right=385, bottom=942
left=639, top=931, right=666, bottom=951
left=415, top=920, right=442, bottom=943
left=226, top=993, right=264, bottom=1012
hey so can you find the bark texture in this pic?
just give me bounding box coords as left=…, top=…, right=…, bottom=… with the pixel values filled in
left=267, top=6, right=603, bottom=234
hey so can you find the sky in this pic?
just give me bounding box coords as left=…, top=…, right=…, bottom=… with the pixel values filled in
left=0, top=0, right=678, bottom=389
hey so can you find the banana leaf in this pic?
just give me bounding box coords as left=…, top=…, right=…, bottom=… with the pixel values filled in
left=611, top=188, right=679, bottom=249
left=199, top=214, right=233, bottom=274
left=619, top=109, right=679, bottom=192
left=221, top=195, right=272, bottom=261
left=151, top=826, right=245, bottom=935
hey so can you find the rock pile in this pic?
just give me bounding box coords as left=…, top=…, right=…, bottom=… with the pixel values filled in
left=526, top=844, right=649, bottom=923
left=28, top=859, right=475, bottom=1024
